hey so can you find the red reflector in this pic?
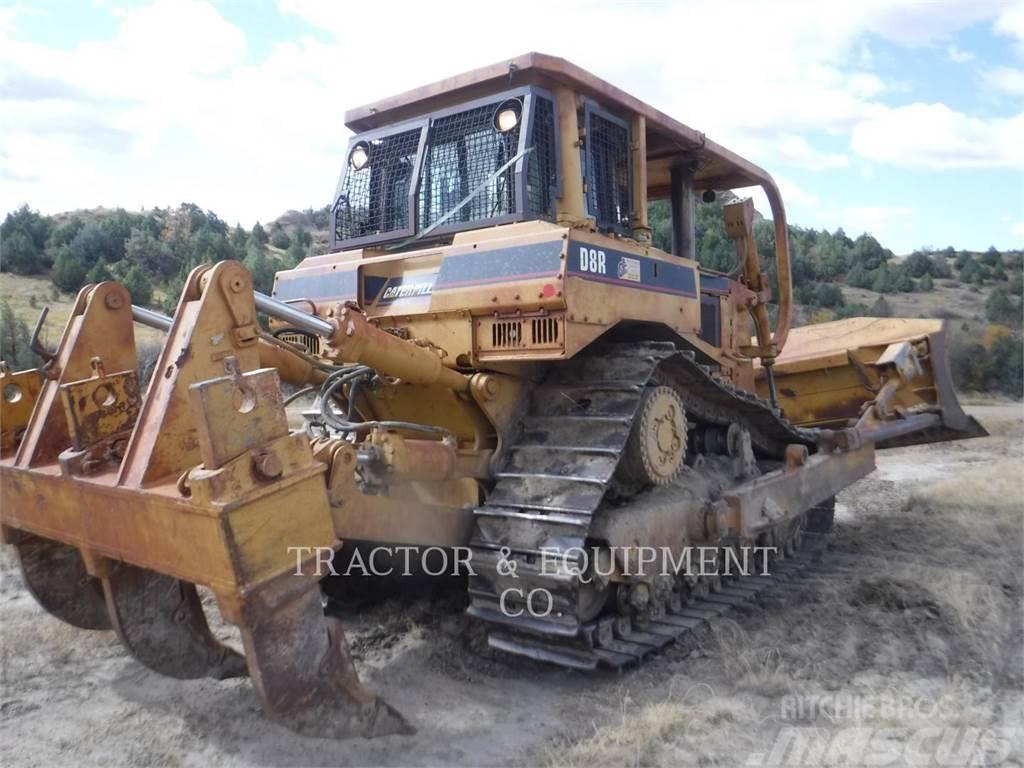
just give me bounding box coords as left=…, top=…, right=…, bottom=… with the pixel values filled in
left=542, top=283, right=556, bottom=297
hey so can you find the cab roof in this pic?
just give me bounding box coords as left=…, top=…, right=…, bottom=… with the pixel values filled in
left=344, top=52, right=776, bottom=197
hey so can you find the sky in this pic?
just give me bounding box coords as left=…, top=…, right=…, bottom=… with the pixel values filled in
left=0, top=0, right=1022, bottom=254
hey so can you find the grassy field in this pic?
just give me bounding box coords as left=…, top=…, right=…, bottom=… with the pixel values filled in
left=1, top=272, right=166, bottom=348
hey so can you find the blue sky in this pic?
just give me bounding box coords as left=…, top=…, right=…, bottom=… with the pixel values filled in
left=1, top=0, right=1022, bottom=253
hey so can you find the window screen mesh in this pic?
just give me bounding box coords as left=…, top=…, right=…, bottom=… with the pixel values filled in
left=526, top=96, right=557, bottom=219
left=417, top=101, right=522, bottom=229
left=333, top=127, right=420, bottom=242
left=333, top=90, right=559, bottom=247
left=586, top=112, right=631, bottom=232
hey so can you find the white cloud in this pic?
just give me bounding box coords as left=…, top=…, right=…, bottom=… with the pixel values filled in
left=947, top=44, right=976, bottom=62
left=840, top=206, right=914, bottom=239
left=774, top=136, right=849, bottom=170
left=0, top=0, right=1022, bottom=229
left=984, top=65, right=1024, bottom=94
left=851, top=103, right=1024, bottom=168
left=995, top=1, right=1024, bottom=56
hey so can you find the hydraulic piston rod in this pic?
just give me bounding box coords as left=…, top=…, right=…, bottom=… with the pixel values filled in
left=132, top=305, right=172, bottom=332
left=253, top=292, right=335, bottom=339
left=132, top=287, right=470, bottom=393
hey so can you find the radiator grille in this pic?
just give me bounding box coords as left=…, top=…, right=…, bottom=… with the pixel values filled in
left=585, top=110, right=631, bottom=233
left=277, top=331, right=321, bottom=357
left=478, top=314, right=563, bottom=355
left=531, top=317, right=559, bottom=345
left=418, top=100, right=521, bottom=230
left=491, top=320, right=524, bottom=349
left=333, top=127, right=420, bottom=242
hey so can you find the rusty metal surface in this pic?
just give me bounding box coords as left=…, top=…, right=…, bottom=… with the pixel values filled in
left=15, top=282, right=138, bottom=469
left=188, top=363, right=289, bottom=469
left=59, top=361, right=141, bottom=451
left=721, top=446, right=876, bottom=539
left=754, top=317, right=985, bottom=449
left=0, top=365, right=42, bottom=456
left=237, top=573, right=414, bottom=738
left=13, top=530, right=111, bottom=630
left=102, top=562, right=248, bottom=680
left=117, top=263, right=262, bottom=487
left=0, top=264, right=412, bottom=738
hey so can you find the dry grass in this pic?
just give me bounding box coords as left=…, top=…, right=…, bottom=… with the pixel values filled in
left=540, top=683, right=733, bottom=768
left=0, top=272, right=77, bottom=348
left=841, top=281, right=989, bottom=325
left=906, top=457, right=1024, bottom=514
left=1, top=272, right=165, bottom=346
left=541, top=422, right=1023, bottom=768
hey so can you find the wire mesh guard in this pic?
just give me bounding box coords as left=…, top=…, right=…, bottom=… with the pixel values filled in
left=334, top=128, right=420, bottom=242
left=525, top=96, right=557, bottom=218
left=334, top=94, right=558, bottom=246
left=585, top=111, right=631, bottom=232
left=417, top=100, right=522, bottom=230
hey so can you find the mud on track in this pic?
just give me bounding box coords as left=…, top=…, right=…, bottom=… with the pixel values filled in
left=1, top=404, right=1021, bottom=767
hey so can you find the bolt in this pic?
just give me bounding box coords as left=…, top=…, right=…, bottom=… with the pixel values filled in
left=105, top=292, right=124, bottom=310
left=229, top=277, right=245, bottom=293
left=253, top=451, right=283, bottom=480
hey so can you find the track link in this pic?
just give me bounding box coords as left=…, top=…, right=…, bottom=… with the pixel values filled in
left=485, top=538, right=825, bottom=669
left=467, top=342, right=821, bottom=669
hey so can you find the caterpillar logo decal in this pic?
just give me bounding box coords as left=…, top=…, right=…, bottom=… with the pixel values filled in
left=375, top=275, right=437, bottom=305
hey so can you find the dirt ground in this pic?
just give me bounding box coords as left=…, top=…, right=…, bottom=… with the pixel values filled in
left=1, top=403, right=1021, bottom=768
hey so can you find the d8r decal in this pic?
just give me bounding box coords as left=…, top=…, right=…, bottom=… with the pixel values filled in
left=578, top=246, right=607, bottom=275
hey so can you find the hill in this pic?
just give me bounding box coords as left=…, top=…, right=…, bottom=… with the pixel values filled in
left=1, top=200, right=1021, bottom=396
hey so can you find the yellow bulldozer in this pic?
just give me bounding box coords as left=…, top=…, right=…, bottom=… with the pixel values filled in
left=0, top=53, right=984, bottom=738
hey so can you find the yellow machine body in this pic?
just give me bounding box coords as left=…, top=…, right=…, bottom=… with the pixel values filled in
left=0, top=53, right=983, bottom=738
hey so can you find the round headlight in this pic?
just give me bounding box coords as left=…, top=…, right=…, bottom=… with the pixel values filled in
left=493, top=99, right=522, bottom=133
left=349, top=142, right=370, bottom=170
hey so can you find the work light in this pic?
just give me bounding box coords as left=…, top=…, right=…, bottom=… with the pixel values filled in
left=349, top=142, right=370, bottom=170
left=493, top=99, right=522, bottom=133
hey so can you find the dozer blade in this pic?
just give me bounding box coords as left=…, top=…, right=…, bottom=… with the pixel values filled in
left=12, top=531, right=111, bottom=630
left=101, top=563, right=247, bottom=680
left=0, top=265, right=412, bottom=739
left=757, top=317, right=987, bottom=448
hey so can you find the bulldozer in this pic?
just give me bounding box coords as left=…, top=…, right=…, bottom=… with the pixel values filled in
left=0, top=53, right=985, bottom=739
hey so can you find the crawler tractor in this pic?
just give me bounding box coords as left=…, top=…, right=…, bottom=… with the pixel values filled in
left=0, top=54, right=984, bottom=738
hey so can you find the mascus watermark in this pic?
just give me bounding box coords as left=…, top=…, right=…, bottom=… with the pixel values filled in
left=745, top=726, right=1017, bottom=767
left=745, top=694, right=1018, bottom=767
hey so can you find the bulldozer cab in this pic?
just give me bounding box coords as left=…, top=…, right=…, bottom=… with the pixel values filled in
left=325, top=52, right=789, bottom=364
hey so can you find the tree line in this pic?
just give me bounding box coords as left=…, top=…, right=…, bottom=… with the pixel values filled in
left=0, top=203, right=327, bottom=311
left=1, top=200, right=1020, bottom=395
